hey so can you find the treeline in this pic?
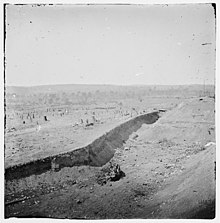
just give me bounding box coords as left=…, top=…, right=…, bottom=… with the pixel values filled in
left=5, top=85, right=215, bottom=109
left=6, top=90, right=148, bottom=107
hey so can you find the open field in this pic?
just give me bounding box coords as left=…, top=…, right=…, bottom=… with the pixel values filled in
left=4, top=84, right=215, bottom=219
left=6, top=84, right=205, bottom=168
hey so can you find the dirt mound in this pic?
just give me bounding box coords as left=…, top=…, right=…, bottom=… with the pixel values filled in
left=96, top=162, right=125, bottom=185
left=138, top=97, right=215, bottom=145
left=154, top=144, right=216, bottom=219
left=5, top=111, right=160, bottom=181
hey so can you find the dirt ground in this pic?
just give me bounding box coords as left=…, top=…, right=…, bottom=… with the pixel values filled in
left=5, top=96, right=216, bottom=219
left=5, top=96, right=181, bottom=168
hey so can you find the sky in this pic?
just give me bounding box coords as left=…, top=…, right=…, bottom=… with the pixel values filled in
left=5, top=4, right=216, bottom=86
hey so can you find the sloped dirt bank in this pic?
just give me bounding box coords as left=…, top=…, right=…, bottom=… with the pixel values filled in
left=150, top=144, right=216, bottom=219
left=5, top=111, right=160, bottom=181
left=5, top=97, right=216, bottom=219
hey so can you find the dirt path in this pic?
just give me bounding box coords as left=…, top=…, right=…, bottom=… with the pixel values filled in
left=5, top=97, right=215, bottom=219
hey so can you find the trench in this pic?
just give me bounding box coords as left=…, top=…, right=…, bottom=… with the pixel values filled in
left=5, top=111, right=160, bottom=181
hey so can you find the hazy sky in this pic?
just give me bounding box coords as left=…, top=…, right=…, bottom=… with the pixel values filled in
left=5, top=4, right=215, bottom=86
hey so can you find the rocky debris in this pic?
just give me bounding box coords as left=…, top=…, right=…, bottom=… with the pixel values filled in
left=96, top=162, right=125, bottom=185
left=5, top=197, right=28, bottom=206
left=132, top=183, right=156, bottom=199
left=76, top=199, right=82, bottom=204
left=185, top=143, right=207, bottom=156
left=204, top=142, right=215, bottom=148
left=165, top=163, right=175, bottom=169
left=109, top=163, right=125, bottom=181
left=78, top=182, right=88, bottom=189
left=132, top=134, right=139, bottom=140
left=85, top=123, right=94, bottom=127
left=63, top=180, right=77, bottom=187
left=158, top=138, right=175, bottom=147
left=159, top=109, right=166, bottom=112
left=7, top=127, right=17, bottom=133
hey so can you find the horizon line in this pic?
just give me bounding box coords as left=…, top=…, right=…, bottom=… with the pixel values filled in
left=5, top=83, right=215, bottom=88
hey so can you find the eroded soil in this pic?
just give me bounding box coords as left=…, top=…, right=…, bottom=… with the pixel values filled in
left=5, top=97, right=215, bottom=219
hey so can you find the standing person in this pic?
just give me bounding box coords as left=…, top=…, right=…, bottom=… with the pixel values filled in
left=92, top=115, right=96, bottom=123
left=36, top=121, right=41, bottom=132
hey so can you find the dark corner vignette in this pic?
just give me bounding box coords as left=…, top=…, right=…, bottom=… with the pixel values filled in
left=211, top=3, right=216, bottom=18
left=4, top=4, right=8, bottom=166
left=3, top=3, right=7, bottom=219
left=4, top=4, right=7, bottom=121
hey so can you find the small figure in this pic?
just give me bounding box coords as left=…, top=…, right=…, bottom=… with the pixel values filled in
left=92, top=115, right=96, bottom=123
left=51, top=157, right=60, bottom=172
left=36, top=122, right=41, bottom=132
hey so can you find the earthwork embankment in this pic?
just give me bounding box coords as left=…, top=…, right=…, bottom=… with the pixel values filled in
left=5, top=111, right=160, bottom=181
